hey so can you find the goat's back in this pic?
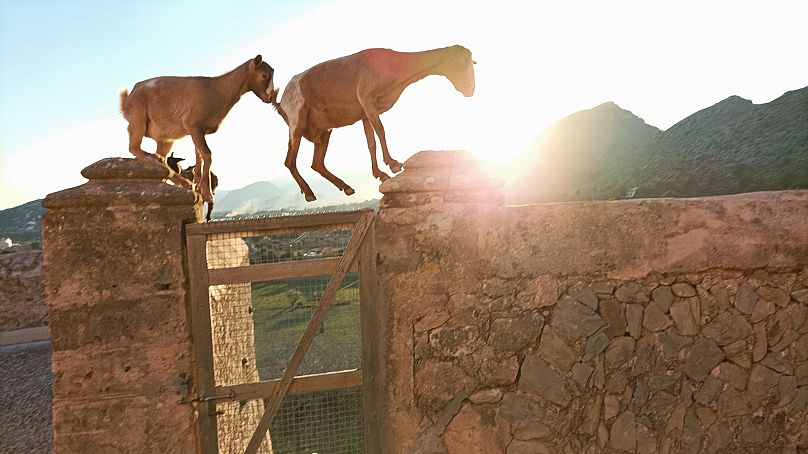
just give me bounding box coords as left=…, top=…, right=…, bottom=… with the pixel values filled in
left=122, top=76, right=223, bottom=140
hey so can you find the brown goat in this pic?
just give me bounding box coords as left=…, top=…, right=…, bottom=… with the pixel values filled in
left=120, top=55, right=277, bottom=204
left=275, top=45, right=476, bottom=201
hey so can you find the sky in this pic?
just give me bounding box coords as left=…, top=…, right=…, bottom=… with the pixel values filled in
left=1, top=0, right=806, bottom=209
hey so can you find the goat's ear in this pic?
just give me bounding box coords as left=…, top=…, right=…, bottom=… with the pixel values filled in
left=253, top=55, right=263, bottom=67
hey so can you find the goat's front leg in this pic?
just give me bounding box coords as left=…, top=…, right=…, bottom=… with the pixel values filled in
left=156, top=140, right=194, bottom=191
left=361, top=118, right=391, bottom=182
left=189, top=131, right=215, bottom=204
left=285, top=126, right=316, bottom=202
left=311, top=131, right=354, bottom=195
left=363, top=109, right=402, bottom=173
left=155, top=140, right=174, bottom=162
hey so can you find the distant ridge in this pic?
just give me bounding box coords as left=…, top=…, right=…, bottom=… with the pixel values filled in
left=509, top=101, right=661, bottom=203
left=0, top=200, right=45, bottom=243
left=630, top=87, right=808, bottom=198
left=508, top=86, right=808, bottom=203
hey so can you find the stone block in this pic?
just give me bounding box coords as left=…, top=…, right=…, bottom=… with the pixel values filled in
left=518, top=356, right=571, bottom=407
left=52, top=395, right=195, bottom=452
left=51, top=345, right=190, bottom=400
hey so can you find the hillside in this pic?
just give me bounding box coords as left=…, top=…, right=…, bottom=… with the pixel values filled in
left=213, top=181, right=287, bottom=215
left=0, top=200, right=45, bottom=242
left=508, top=102, right=662, bottom=203
left=214, top=178, right=377, bottom=216
left=629, top=87, right=808, bottom=198
left=508, top=86, right=808, bottom=203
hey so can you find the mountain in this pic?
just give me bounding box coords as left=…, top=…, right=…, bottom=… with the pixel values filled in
left=213, top=169, right=381, bottom=216
left=213, top=181, right=288, bottom=215
left=508, top=102, right=662, bottom=203
left=628, top=87, right=808, bottom=198
left=508, top=86, right=808, bottom=203
left=0, top=200, right=45, bottom=242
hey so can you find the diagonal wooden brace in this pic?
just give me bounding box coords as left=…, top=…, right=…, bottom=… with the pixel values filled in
left=244, top=211, right=375, bottom=454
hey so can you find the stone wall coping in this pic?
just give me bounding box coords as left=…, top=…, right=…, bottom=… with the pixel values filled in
left=0, top=326, right=50, bottom=346
left=43, top=157, right=197, bottom=209
left=402, top=150, right=480, bottom=170
left=81, top=157, right=169, bottom=180
left=380, top=150, right=504, bottom=196
left=499, top=189, right=808, bottom=279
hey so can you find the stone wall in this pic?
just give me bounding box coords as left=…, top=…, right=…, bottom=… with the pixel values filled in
left=374, top=151, right=808, bottom=453
left=0, top=251, right=46, bottom=331
left=42, top=158, right=201, bottom=453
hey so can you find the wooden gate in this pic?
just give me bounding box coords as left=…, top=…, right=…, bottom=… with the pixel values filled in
left=185, top=210, right=381, bottom=454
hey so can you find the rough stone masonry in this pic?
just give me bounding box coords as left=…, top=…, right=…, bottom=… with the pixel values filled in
left=0, top=251, right=46, bottom=332
left=374, top=151, right=808, bottom=454
left=42, top=158, right=202, bottom=453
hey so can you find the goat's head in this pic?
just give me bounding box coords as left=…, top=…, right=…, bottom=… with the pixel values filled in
left=246, top=55, right=277, bottom=104
left=443, top=45, right=476, bottom=97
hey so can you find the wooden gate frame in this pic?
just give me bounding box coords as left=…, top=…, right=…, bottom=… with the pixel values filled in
left=185, top=209, right=382, bottom=454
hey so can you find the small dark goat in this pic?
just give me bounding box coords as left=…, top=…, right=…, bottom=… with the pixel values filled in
left=167, top=153, right=219, bottom=222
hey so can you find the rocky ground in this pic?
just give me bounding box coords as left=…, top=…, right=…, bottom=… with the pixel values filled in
left=0, top=340, right=53, bottom=453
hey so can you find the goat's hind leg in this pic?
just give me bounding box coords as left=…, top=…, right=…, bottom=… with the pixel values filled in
left=285, top=127, right=316, bottom=202
left=311, top=131, right=355, bottom=196
left=126, top=115, right=161, bottom=164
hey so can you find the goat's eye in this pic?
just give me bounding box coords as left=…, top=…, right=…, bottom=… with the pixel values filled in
left=261, top=73, right=269, bottom=81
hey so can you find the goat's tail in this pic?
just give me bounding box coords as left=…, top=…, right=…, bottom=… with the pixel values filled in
left=268, top=87, right=289, bottom=123
left=118, top=89, right=129, bottom=115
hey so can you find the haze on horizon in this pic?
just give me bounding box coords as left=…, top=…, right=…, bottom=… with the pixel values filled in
left=1, top=0, right=806, bottom=210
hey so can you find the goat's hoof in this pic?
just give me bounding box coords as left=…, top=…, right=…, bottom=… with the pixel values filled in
left=389, top=161, right=403, bottom=173
left=344, top=187, right=355, bottom=196
left=304, top=194, right=317, bottom=202
left=376, top=172, right=391, bottom=182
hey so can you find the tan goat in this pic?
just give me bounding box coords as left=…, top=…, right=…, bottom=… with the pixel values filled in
left=120, top=55, right=277, bottom=204
left=274, top=45, right=476, bottom=201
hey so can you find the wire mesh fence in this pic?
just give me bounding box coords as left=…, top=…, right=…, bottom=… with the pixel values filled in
left=267, top=387, right=364, bottom=454
left=203, top=219, right=365, bottom=453
left=252, top=273, right=361, bottom=380
left=207, top=228, right=354, bottom=269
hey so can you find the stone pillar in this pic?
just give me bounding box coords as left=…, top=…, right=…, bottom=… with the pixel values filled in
left=375, top=151, right=504, bottom=452
left=42, top=158, right=201, bottom=453
left=207, top=238, right=272, bottom=454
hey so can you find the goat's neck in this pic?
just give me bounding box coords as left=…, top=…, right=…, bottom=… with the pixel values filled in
left=398, top=47, right=452, bottom=87
left=211, top=62, right=251, bottom=112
